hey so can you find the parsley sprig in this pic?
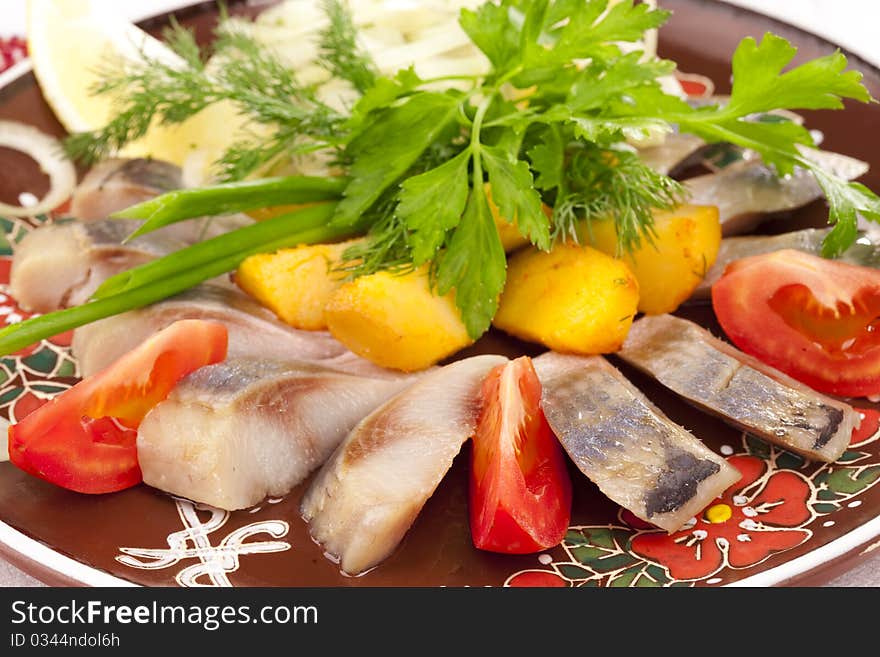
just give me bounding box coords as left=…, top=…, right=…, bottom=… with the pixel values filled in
left=49, top=0, right=879, bottom=347
left=610, top=32, right=878, bottom=256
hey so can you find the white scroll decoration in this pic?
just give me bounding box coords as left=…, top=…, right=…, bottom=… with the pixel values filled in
left=116, top=497, right=290, bottom=587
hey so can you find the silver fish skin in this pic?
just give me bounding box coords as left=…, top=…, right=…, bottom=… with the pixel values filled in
left=9, top=220, right=186, bottom=313
left=137, top=358, right=414, bottom=511
left=691, top=228, right=880, bottom=301
left=301, top=354, right=508, bottom=575
left=638, top=133, right=707, bottom=175
left=70, top=158, right=182, bottom=222
left=617, top=314, right=859, bottom=463
left=72, top=284, right=349, bottom=377
left=685, top=149, right=868, bottom=236
left=69, top=157, right=254, bottom=241
left=534, top=352, right=740, bottom=533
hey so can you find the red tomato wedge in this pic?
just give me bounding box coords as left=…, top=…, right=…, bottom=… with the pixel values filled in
left=469, top=356, right=572, bottom=554
left=8, top=319, right=228, bottom=494
left=711, top=249, right=880, bottom=397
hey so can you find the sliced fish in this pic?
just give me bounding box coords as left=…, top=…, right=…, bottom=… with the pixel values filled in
left=617, top=314, right=859, bottom=463
left=137, top=358, right=414, bottom=511
left=301, top=354, right=508, bottom=575
left=685, top=149, right=869, bottom=236
left=69, top=157, right=253, bottom=241
left=9, top=219, right=186, bottom=313
left=10, top=155, right=252, bottom=314
left=316, top=349, right=434, bottom=380
left=70, top=158, right=183, bottom=222
left=638, top=133, right=706, bottom=175
left=72, top=284, right=349, bottom=377
left=691, top=228, right=880, bottom=300
left=534, top=352, right=740, bottom=533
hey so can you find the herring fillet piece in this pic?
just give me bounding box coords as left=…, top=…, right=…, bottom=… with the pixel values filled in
left=617, top=314, right=859, bottom=463
left=69, top=157, right=254, bottom=241
left=72, top=284, right=349, bottom=376
left=685, top=149, right=868, bottom=236
left=70, top=158, right=183, bottom=222
left=534, top=352, right=740, bottom=533
left=137, top=358, right=414, bottom=511
left=301, top=354, right=508, bottom=575
left=9, top=213, right=253, bottom=315
left=638, top=133, right=706, bottom=175
left=690, top=228, right=880, bottom=301
left=9, top=220, right=186, bottom=312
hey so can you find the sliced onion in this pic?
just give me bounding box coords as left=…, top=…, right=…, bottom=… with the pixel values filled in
left=0, top=416, right=8, bottom=462
left=0, top=120, right=76, bottom=217
left=181, top=148, right=213, bottom=188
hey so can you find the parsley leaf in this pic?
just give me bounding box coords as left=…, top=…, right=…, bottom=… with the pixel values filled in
left=437, top=186, right=507, bottom=338
left=810, top=170, right=880, bottom=257
left=347, top=67, right=423, bottom=131
left=482, top=145, right=551, bottom=249
left=397, top=150, right=472, bottom=265
left=459, top=2, right=522, bottom=76
left=567, top=114, right=671, bottom=145
left=567, top=52, right=675, bottom=112
left=525, top=0, right=669, bottom=71
left=527, top=125, right=565, bottom=193
left=726, top=33, right=872, bottom=116
left=557, top=0, right=666, bottom=51
left=333, top=92, right=462, bottom=226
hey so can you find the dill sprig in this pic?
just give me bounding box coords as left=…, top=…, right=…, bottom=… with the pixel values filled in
left=551, top=145, right=686, bottom=254
left=64, top=18, right=345, bottom=181
left=316, top=0, right=378, bottom=94
left=336, top=195, right=416, bottom=280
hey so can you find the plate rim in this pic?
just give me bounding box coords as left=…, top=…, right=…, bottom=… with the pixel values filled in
left=728, top=514, right=880, bottom=586
left=1, top=0, right=880, bottom=588
left=0, top=518, right=137, bottom=587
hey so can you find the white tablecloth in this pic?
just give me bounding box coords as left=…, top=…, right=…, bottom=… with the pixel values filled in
left=2, top=0, right=880, bottom=587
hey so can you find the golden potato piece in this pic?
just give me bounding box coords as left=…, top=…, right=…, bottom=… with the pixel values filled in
left=494, top=243, right=639, bottom=354
left=584, top=204, right=721, bottom=315
left=235, top=240, right=359, bottom=330
left=494, top=212, right=529, bottom=253
left=324, top=267, right=472, bottom=372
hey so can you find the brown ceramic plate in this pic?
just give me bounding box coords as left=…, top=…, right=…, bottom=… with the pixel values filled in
left=2, top=0, right=880, bottom=588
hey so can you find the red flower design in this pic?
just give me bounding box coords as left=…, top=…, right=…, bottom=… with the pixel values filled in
left=851, top=408, right=880, bottom=447
left=506, top=570, right=570, bottom=587
left=629, top=455, right=812, bottom=581
left=9, top=391, right=49, bottom=423
left=0, top=36, right=27, bottom=74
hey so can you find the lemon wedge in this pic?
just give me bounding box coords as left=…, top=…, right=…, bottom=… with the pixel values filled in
left=27, top=0, right=248, bottom=178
